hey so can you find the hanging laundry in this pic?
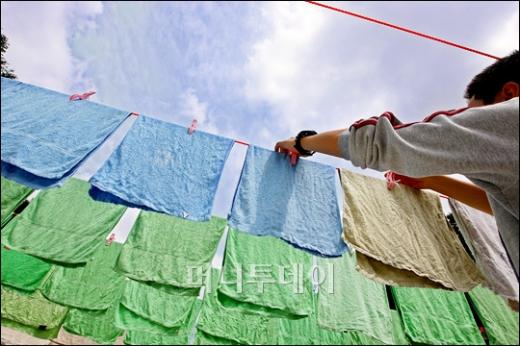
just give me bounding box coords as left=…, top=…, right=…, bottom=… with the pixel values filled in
left=63, top=305, right=123, bottom=345
left=392, top=286, right=485, bottom=345
left=89, top=115, right=234, bottom=221
left=195, top=330, right=241, bottom=345
left=118, top=279, right=199, bottom=330
left=390, top=310, right=410, bottom=345
left=228, top=145, right=346, bottom=257
left=116, top=211, right=226, bottom=287
left=1, top=286, right=68, bottom=340
left=449, top=199, right=518, bottom=305
left=41, top=242, right=125, bottom=310
left=123, top=299, right=202, bottom=345
left=1, top=246, right=52, bottom=292
left=1, top=176, right=32, bottom=227
left=219, top=228, right=314, bottom=318
left=197, top=269, right=277, bottom=345
left=468, top=286, right=519, bottom=345
left=316, top=252, right=394, bottom=345
left=0, top=77, right=129, bottom=189
left=339, top=170, right=483, bottom=291
left=1, top=178, right=126, bottom=264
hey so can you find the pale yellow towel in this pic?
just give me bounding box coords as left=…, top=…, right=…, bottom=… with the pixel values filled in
left=340, top=170, right=483, bottom=291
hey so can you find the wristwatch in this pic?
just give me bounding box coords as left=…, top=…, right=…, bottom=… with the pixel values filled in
left=294, top=130, right=318, bottom=156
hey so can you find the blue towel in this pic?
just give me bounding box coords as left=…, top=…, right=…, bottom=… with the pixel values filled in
left=1, top=77, right=129, bottom=188
left=228, top=146, right=347, bottom=257
left=89, top=115, right=234, bottom=221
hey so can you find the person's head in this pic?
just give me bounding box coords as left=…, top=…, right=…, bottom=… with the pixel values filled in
left=465, top=50, right=519, bottom=108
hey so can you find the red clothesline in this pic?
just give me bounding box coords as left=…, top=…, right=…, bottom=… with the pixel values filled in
left=305, top=1, right=501, bottom=60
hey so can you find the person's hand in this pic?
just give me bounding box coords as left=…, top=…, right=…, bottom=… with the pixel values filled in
left=385, top=172, right=431, bottom=190
left=275, top=138, right=300, bottom=166
left=274, top=138, right=297, bottom=154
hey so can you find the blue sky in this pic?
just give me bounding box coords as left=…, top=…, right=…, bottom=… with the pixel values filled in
left=2, top=1, right=519, bottom=218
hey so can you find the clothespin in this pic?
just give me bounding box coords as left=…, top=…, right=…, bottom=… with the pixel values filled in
left=130, top=112, right=140, bottom=117
left=3, top=245, right=11, bottom=250
left=188, top=119, right=198, bottom=135
left=181, top=211, right=190, bottom=219
left=384, top=171, right=400, bottom=190
left=288, top=151, right=299, bottom=166
left=69, top=90, right=96, bottom=101
left=105, top=233, right=116, bottom=246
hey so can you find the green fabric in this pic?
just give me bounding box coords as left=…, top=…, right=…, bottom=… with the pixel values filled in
left=1, top=176, right=32, bottom=228
left=117, top=211, right=226, bottom=288
left=392, top=286, right=485, bottom=345
left=468, top=285, right=519, bottom=345
left=116, top=303, right=181, bottom=335
left=63, top=305, right=123, bottom=345
left=1, top=178, right=126, bottom=264
left=1, top=246, right=52, bottom=292
left=41, top=242, right=125, bottom=310
left=195, top=330, right=241, bottom=345
left=199, top=269, right=384, bottom=345
left=121, top=278, right=199, bottom=329
left=123, top=299, right=203, bottom=345
left=390, top=310, right=410, bottom=345
left=1, top=286, right=68, bottom=333
left=275, top=308, right=384, bottom=345
left=219, top=229, right=313, bottom=318
left=198, top=269, right=277, bottom=345
left=316, top=252, right=394, bottom=344
left=1, top=318, right=61, bottom=340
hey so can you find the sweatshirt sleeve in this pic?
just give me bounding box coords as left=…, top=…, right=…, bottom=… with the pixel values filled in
left=339, top=98, right=519, bottom=177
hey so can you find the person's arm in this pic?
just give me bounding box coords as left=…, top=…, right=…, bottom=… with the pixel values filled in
left=274, top=129, right=346, bottom=157
left=392, top=174, right=493, bottom=215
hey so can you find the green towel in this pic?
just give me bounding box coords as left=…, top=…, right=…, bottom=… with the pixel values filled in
left=316, top=252, right=394, bottom=344
left=199, top=269, right=384, bottom=345
left=1, top=318, right=61, bottom=340
left=41, top=242, right=125, bottom=310
left=1, top=176, right=32, bottom=227
left=219, top=229, right=313, bottom=318
left=392, top=286, right=485, bottom=345
left=1, top=286, right=68, bottom=339
left=63, top=305, right=123, bottom=345
left=123, top=299, right=203, bottom=345
left=116, top=211, right=225, bottom=287
left=468, top=286, right=519, bottom=345
left=195, top=330, right=241, bottom=345
left=116, top=303, right=181, bottom=335
left=1, top=246, right=52, bottom=292
left=121, top=278, right=199, bottom=329
left=1, top=178, right=126, bottom=264
left=390, top=310, right=410, bottom=345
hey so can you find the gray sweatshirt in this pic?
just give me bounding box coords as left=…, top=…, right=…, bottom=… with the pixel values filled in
left=339, top=97, right=519, bottom=277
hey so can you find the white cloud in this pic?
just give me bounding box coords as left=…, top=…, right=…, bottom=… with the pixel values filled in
left=1, top=1, right=103, bottom=93
left=484, top=11, right=519, bottom=57
left=179, top=88, right=208, bottom=124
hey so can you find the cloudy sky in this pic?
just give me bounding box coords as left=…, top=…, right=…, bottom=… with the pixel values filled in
left=2, top=1, right=519, bottom=218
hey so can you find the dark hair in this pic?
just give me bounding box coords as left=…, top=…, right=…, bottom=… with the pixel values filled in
left=464, top=50, right=519, bottom=104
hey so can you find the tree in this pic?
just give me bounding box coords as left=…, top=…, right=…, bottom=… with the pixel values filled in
left=1, top=32, right=16, bottom=79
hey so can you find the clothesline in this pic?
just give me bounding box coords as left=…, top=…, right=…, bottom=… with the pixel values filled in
left=305, top=1, right=501, bottom=60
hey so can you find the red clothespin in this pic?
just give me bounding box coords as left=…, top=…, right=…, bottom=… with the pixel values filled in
left=385, top=171, right=400, bottom=190
left=69, top=90, right=96, bottom=101
left=288, top=151, right=299, bottom=166
left=188, top=119, right=198, bottom=135
left=105, top=233, right=116, bottom=246
left=130, top=112, right=140, bottom=117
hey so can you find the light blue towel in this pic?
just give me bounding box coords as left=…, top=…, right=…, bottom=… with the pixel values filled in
left=228, top=146, right=347, bottom=257
left=1, top=77, right=129, bottom=188
left=89, top=115, right=234, bottom=221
